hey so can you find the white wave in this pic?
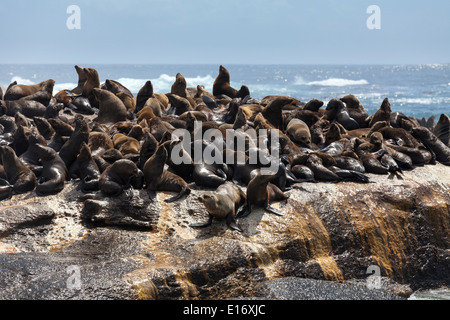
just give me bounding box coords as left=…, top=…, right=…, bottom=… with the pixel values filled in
left=293, top=76, right=307, bottom=85
left=53, top=83, right=77, bottom=93
left=394, top=97, right=450, bottom=105
left=117, top=74, right=215, bottom=94
left=307, top=78, right=369, bottom=87
left=11, top=76, right=35, bottom=86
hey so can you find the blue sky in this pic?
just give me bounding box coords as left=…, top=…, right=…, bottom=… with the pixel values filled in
left=1, top=0, right=449, bottom=64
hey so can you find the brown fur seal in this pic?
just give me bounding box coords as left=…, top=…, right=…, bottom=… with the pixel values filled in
left=433, top=114, right=450, bottom=147
left=72, top=143, right=101, bottom=192
left=412, top=127, right=450, bottom=165
left=340, top=95, right=369, bottom=128
left=261, top=97, right=295, bottom=129
left=286, top=118, right=311, bottom=148
left=71, top=65, right=87, bottom=95
left=0, top=145, right=37, bottom=195
left=103, top=79, right=133, bottom=98
left=142, top=97, right=163, bottom=118
left=167, top=94, right=193, bottom=116
left=0, top=100, right=47, bottom=118
left=34, top=144, right=69, bottom=195
left=99, top=159, right=140, bottom=197
left=238, top=168, right=289, bottom=217
left=4, top=79, right=54, bottom=101
left=93, top=88, right=128, bottom=125
left=191, top=182, right=247, bottom=232
left=33, top=116, right=55, bottom=140
left=213, top=65, right=237, bottom=98
left=212, top=65, right=248, bottom=98
left=369, top=98, right=392, bottom=128
left=136, top=81, right=154, bottom=113
left=112, top=133, right=140, bottom=156
left=143, top=144, right=191, bottom=203
left=58, top=115, right=90, bottom=168
left=88, top=131, right=114, bottom=157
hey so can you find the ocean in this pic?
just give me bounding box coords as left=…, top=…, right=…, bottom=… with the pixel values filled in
left=1, top=64, right=450, bottom=120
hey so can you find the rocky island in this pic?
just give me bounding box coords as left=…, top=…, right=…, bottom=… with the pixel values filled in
left=0, top=65, right=449, bottom=300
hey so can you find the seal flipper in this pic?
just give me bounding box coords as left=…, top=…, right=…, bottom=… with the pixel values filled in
left=190, top=214, right=214, bottom=228
left=146, top=187, right=157, bottom=202
left=164, top=185, right=191, bottom=203
left=226, top=213, right=243, bottom=232
left=0, top=178, right=13, bottom=200
left=265, top=205, right=284, bottom=216
left=236, top=202, right=252, bottom=219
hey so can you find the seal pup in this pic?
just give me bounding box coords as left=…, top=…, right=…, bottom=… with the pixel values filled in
left=191, top=182, right=247, bottom=232
left=99, top=159, right=140, bottom=197
left=143, top=144, right=191, bottom=203
left=34, top=144, right=70, bottom=196
left=286, top=118, right=311, bottom=148
left=0, top=145, right=37, bottom=195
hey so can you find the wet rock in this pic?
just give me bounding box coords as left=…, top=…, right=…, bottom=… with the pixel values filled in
left=0, top=165, right=449, bottom=300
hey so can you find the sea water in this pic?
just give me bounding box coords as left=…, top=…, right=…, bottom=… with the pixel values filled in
left=1, top=64, right=450, bottom=119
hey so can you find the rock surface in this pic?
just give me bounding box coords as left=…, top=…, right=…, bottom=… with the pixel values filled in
left=0, top=164, right=449, bottom=300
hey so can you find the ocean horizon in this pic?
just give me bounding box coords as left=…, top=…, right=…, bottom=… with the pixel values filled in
left=1, top=63, right=450, bottom=119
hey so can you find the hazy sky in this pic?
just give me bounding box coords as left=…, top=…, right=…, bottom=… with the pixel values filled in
left=1, top=0, right=449, bottom=64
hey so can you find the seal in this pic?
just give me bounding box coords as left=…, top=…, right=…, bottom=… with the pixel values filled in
left=213, top=65, right=239, bottom=98
left=99, top=159, right=140, bottom=197
left=412, top=127, right=450, bottom=165
left=88, top=131, right=114, bottom=157
left=326, top=99, right=360, bottom=130
left=340, top=94, right=370, bottom=128
left=82, top=68, right=101, bottom=105
left=136, top=80, right=154, bottom=113
left=34, top=144, right=69, bottom=195
left=1, top=100, right=47, bottom=118
left=191, top=182, right=247, bottom=232
left=112, top=133, right=140, bottom=156
left=93, top=88, right=128, bottom=125
left=58, top=115, right=90, bottom=169
left=171, top=73, right=197, bottom=109
left=237, top=168, right=289, bottom=217
left=286, top=118, right=311, bottom=148
left=433, top=114, right=450, bottom=147
left=369, top=98, right=392, bottom=128
left=4, top=79, right=55, bottom=101
left=33, top=116, right=55, bottom=140
left=72, top=143, right=101, bottom=193
left=71, top=65, right=88, bottom=95
left=167, top=94, right=193, bottom=116
left=0, top=145, right=37, bottom=195
left=19, top=129, right=47, bottom=175
left=261, top=97, right=295, bottom=129
left=143, top=144, right=191, bottom=203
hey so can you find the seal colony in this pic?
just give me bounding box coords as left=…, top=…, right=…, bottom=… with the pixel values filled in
left=1, top=65, right=449, bottom=232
